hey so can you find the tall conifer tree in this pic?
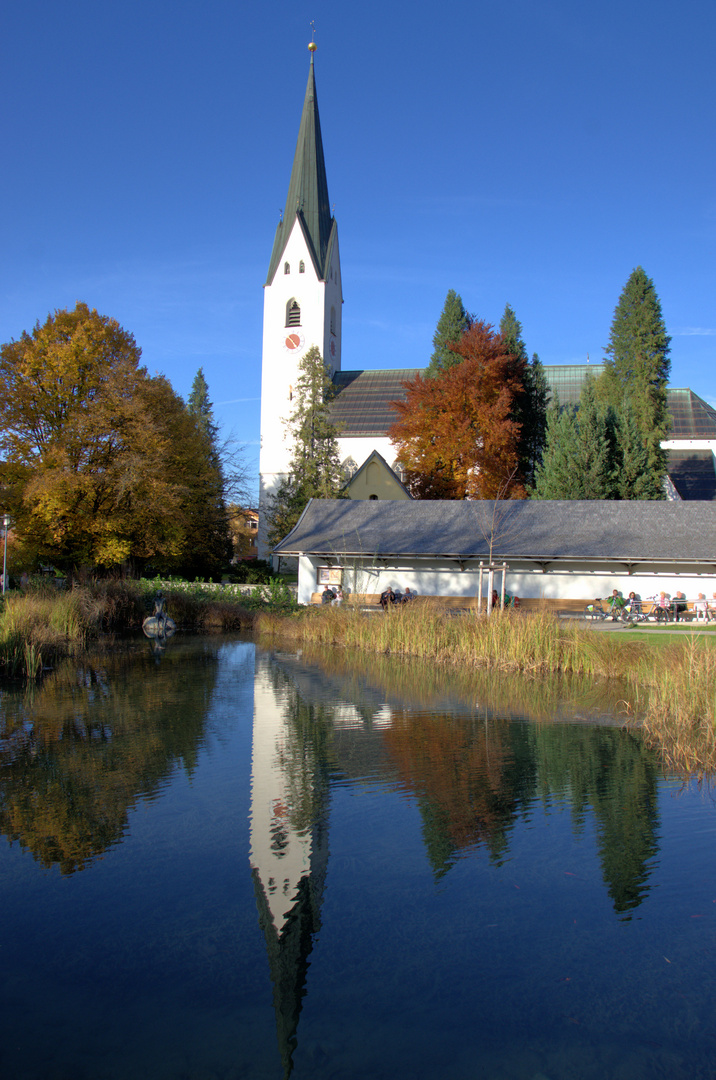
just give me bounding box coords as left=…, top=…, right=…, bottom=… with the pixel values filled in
left=425, top=290, right=469, bottom=377
left=533, top=379, right=618, bottom=499
left=266, top=347, right=344, bottom=548
left=600, top=267, right=670, bottom=495
left=499, top=304, right=548, bottom=485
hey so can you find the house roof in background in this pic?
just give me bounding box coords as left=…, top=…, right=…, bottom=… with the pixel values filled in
left=330, top=369, right=421, bottom=436
left=666, top=389, right=716, bottom=440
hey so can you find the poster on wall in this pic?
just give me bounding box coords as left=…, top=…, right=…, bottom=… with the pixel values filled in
left=318, top=567, right=343, bottom=586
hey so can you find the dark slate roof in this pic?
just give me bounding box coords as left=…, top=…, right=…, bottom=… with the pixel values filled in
left=274, top=499, right=716, bottom=564
left=667, top=450, right=716, bottom=501
left=266, top=58, right=334, bottom=284
left=331, top=366, right=716, bottom=447
left=330, top=370, right=421, bottom=436
left=666, top=388, right=716, bottom=440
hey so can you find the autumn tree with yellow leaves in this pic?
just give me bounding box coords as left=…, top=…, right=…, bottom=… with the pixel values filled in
left=0, top=303, right=229, bottom=577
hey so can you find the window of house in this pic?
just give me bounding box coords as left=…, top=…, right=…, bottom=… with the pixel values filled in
left=330, top=306, right=336, bottom=335
left=299, top=261, right=305, bottom=273
left=284, top=262, right=290, bottom=275
left=286, top=300, right=301, bottom=327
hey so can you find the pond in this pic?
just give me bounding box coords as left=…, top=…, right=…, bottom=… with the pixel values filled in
left=1, top=636, right=715, bottom=1080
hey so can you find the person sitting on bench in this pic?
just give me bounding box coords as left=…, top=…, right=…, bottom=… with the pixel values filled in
left=380, top=587, right=395, bottom=610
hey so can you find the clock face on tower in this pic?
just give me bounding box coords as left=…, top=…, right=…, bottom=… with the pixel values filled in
left=283, top=331, right=305, bottom=353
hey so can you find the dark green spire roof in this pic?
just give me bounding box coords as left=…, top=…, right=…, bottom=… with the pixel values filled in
left=266, top=56, right=335, bottom=285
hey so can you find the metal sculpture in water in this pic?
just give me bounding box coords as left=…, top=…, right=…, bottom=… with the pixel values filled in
left=142, top=591, right=176, bottom=650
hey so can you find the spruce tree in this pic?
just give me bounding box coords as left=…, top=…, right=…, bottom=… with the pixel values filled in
left=425, top=290, right=469, bottom=377
left=187, top=368, right=220, bottom=446
left=532, top=401, right=581, bottom=499
left=616, top=401, right=658, bottom=499
left=572, top=377, right=618, bottom=499
left=601, top=267, right=670, bottom=495
left=532, top=379, right=618, bottom=500
left=266, top=346, right=345, bottom=548
left=183, top=368, right=231, bottom=578
left=499, top=304, right=548, bottom=485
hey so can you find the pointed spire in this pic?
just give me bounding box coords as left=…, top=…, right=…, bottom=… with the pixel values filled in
left=266, top=51, right=334, bottom=284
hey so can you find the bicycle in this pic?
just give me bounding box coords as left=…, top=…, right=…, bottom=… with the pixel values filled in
left=584, top=598, right=608, bottom=621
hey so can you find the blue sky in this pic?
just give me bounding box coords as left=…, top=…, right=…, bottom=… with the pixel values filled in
left=2, top=1, right=714, bottom=502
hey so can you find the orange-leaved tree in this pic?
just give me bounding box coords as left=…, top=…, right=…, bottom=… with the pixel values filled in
left=389, top=320, right=527, bottom=499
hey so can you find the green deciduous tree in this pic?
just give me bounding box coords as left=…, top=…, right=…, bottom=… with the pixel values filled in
left=265, top=346, right=345, bottom=548
left=599, top=267, right=670, bottom=495
left=425, top=290, right=470, bottom=378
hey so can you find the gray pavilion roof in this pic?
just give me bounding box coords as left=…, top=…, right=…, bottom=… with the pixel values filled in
left=273, top=499, right=716, bottom=565
left=266, top=57, right=335, bottom=285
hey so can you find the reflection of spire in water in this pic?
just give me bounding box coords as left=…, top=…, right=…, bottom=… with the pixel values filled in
left=250, top=653, right=330, bottom=1078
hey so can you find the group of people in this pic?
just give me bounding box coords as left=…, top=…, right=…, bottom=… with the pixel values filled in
left=321, top=584, right=344, bottom=605
left=609, top=588, right=715, bottom=622
left=380, top=586, right=417, bottom=609
left=490, top=590, right=520, bottom=610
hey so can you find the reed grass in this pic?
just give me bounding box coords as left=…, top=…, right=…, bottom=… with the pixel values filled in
left=0, top=577, right=263, bottom=678
left=256, top=605, right=716, bottom=774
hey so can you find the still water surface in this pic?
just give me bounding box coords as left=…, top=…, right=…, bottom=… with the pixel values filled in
left=1, top=636, right=715, bottom=1080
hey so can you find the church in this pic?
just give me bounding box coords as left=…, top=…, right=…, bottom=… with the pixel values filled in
left=259, top=47, right=716, bottom=559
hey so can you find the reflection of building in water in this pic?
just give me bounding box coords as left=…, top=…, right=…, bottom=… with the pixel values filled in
left=249, top=647, right=664, bottom=1073
left=249, top=651, right=330, bottom=1078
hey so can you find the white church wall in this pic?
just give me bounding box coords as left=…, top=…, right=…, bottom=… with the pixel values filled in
left=338, top=436, right=398, bottom=475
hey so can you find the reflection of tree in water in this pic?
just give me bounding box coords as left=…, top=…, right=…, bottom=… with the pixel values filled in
left=384, top=707, right=660, bottom=914
left=262, top=646, right=663, bottom=917
left=532, top=724, right=660, bottom=918
left=0, top=645, right=220, bottom=874
left=384, top=710, right=536, bottom=875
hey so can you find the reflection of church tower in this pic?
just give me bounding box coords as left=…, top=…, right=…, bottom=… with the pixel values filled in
left=250, top=650, right=330, bottom=1078
left=258, top=41, right=343, bottom=557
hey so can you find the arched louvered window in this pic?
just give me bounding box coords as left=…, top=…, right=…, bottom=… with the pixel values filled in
left=284, top=262, right=290, bottom=275
left=286, top=300, right=301, bottom=327
left=330, top=306, right=336, bottom=335
left=299, top=261, right=305, bottom=273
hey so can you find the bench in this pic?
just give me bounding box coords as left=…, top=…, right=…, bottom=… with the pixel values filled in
left=308, top=593, right=590, bottom=614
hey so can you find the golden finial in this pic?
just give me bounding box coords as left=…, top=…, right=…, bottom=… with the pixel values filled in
left=308, top=21, right=317, bottom=52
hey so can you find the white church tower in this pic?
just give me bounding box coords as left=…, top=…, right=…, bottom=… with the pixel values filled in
left=258, top=42, right=343, bottom=556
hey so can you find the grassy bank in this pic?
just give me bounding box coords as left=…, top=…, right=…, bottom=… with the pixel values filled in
left=0, top=577, right=295, bottom=677
left=256, top=605, right=716, bottom=773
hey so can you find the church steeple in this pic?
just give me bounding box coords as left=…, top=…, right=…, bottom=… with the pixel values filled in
left=266, top=53, right=334, bottom=284
left=258, top=41, right=343, bottom=560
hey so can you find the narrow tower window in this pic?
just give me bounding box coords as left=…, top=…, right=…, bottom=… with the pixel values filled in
left=330, top=307, right=336, bottom=335
left=284, top=262, right=290, bottom=275
left=299, top=261, right=305, bottom=273
left=286, top=300, right=301, bottom=327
